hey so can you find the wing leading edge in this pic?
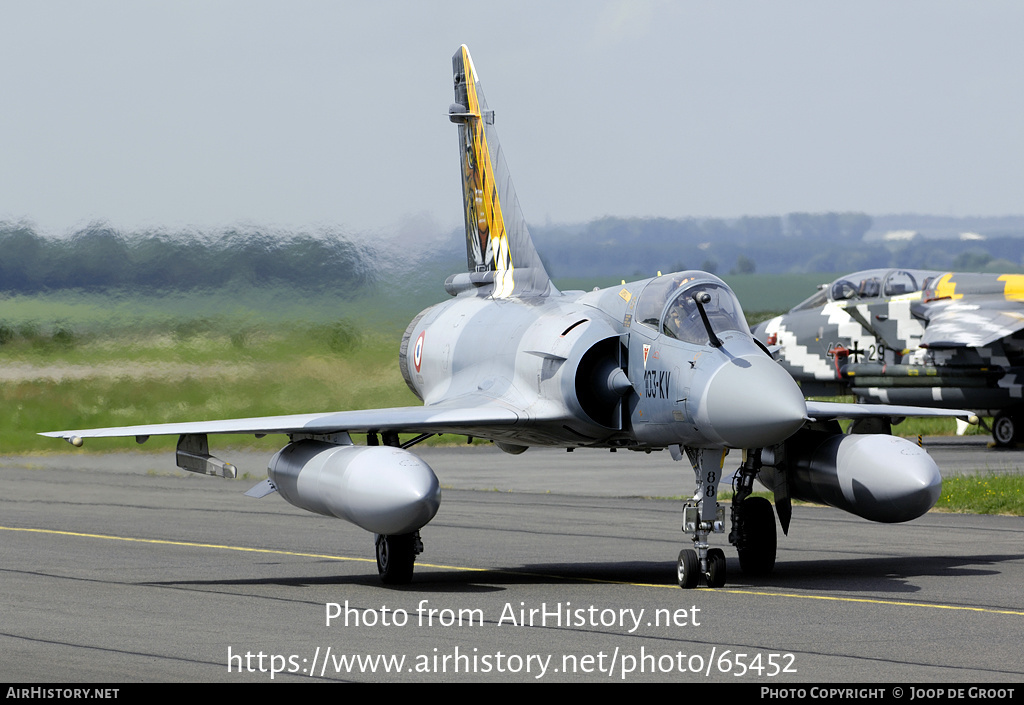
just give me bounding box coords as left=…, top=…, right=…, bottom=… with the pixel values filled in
left=43, top=399, right=973, bottom=445
left=40, top=402, right=524, bottom=445
left=806, top=400, right=975, bottom=422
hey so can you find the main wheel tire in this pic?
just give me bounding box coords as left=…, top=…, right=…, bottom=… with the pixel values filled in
left=376, top=533, right=415, bottom=585
left=677, top=548, right=700, bottom=589
left=736, top=496, right=777, bottom=577
left=706, top=547, right=727, bottom=588
left=993, top=412, right=1018, bottom=447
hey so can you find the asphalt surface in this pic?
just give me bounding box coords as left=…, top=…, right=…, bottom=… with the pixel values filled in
left=2, top=438, right=1022, bottom=683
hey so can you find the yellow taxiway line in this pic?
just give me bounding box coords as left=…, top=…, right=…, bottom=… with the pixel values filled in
left=5, top=524, right=1023, bottom=617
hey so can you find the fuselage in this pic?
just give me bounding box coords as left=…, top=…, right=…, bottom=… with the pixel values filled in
left=400, top=271, right=807, bottom=451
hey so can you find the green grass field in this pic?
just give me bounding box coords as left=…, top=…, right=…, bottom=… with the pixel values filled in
left=935, top=474, right=1024, bottom=515
left=0, top=287, right=422, bottom=452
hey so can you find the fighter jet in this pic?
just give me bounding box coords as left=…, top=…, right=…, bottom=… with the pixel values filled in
left=42, top=46, right=970, bottom=589
left=753, top=268, right=1023, bottom=446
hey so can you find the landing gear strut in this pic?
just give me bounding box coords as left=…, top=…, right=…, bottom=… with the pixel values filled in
left=729, top=449, right=777, bottom=577
left=678, top=447, right=727, bottom=589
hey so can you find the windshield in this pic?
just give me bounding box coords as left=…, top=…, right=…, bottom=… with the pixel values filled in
left=635, top=273, right=748, bottom=345
left=663, top=283, right=747, bottom=344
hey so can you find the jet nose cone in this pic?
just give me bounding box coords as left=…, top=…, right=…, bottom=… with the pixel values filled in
left=703, top=355, right=807, bottom=448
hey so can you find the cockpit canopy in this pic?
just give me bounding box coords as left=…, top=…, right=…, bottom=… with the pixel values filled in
left=635, top=272, right=749, bottom=345
left=792, top=268, right=943, bottom=311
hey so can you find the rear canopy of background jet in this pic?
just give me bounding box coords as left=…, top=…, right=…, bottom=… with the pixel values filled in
left=793, top=269, right=942, bottom=310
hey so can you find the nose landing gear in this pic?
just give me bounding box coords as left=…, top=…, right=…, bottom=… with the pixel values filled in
left=678, top=447, right=727, bottom=589
left=676, top=447, right=777, bottom=588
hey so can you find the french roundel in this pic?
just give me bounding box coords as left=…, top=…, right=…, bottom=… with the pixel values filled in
left=414, top=331, right=425, bottom=372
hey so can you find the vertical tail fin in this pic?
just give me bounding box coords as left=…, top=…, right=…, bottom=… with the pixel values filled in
left=449, top=45, right=555, bottom=298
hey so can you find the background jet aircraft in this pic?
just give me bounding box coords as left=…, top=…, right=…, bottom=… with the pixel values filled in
left=753, top=269, right=1024, bottom=446
left=43, top=47, right=968, bottom=590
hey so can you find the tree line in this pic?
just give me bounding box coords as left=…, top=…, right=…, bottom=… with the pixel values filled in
left=530, top=213, right=1024, bottom=277
left=3, top=212, right=1020, bottom=296
left=0, top=223, right=377, bottom=296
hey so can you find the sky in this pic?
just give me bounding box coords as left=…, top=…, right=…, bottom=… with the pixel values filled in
left=1, top=1, right=1023, bottom=238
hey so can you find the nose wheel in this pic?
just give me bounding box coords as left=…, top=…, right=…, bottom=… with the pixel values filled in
left=677, top=546, right=727, bottom=589
left=705, top=547, right=726, bottom=587
left=677, top=548, right=700, bottom=589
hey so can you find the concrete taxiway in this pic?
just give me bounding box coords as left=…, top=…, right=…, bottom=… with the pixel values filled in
left=2, top=439, right=1022, bottom=682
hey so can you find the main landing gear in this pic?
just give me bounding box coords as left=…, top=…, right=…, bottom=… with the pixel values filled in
left=368, top=430, right=433, bottom=586
left=676, top=447, right=777, bottom=589
left=992, top=410, right=1023, bottom=448
left=375, top=531, right=423, bottom=585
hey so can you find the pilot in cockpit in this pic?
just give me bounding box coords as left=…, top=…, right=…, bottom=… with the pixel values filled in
left=858, top=277, right=881, bottom=298
left=664, top=288, right=710, bottom=344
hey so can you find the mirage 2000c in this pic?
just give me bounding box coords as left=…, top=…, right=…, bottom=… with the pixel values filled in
left=43, top=46, right=970, bottom=589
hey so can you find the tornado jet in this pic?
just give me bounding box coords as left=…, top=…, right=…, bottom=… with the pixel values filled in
left=43, top=46, right=970, bottom=589
left=753, top=268, right=1024, bottom=446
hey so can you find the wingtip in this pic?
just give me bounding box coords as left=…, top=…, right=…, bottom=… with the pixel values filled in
left=37, top=430, right=79, bottom=446
left=38, top=432, right=83, bottom=446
